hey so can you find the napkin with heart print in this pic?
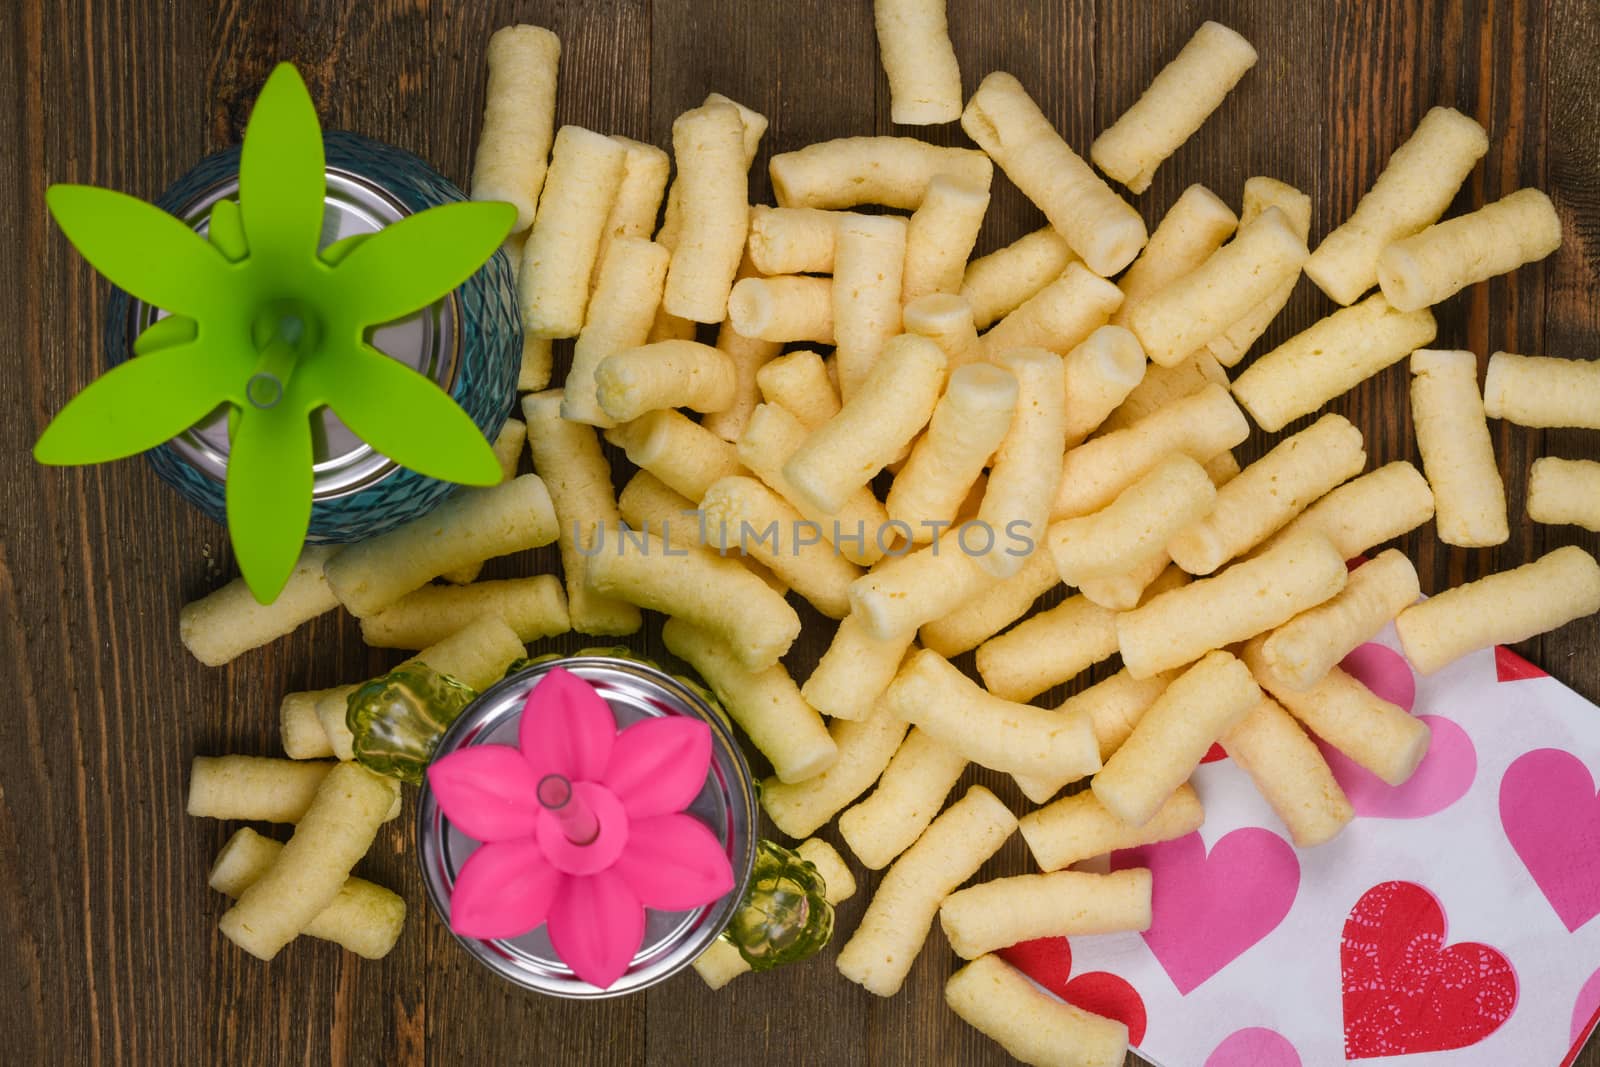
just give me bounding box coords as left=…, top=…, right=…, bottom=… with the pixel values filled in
left=1001, top=618, right=1600, bottom=1066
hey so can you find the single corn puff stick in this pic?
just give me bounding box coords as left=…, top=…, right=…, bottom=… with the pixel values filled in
left=746, top=205, right=853, bottom=274
left=440, top=417, right=529, bottom=584
left=218, top=763, right=399, bottom=960
left=784, top=334, right=945, bottom=515
left=1124, top=207, right=1308, bottom=367
left=587, top=528, right=800, bottom=670
left=887, top=363, right=1018, bottom=541
left=595, top=340, right=739, bottom=422
left=1222, top=696, right=1354, bottom=848
left=1090, top=20, right=1258, bottom=194
left=839, top=728, right=968, bottom=869
left=692, top=838, right=856, bottom=989
left=655, top=93, right=765, bottom=252
left=902, top=174, right=989, bottom=303
left=918, top=547, right=1060, bottom=657
left=976, top=594, right=1119, bottom=703
left=761, top=702, right=910, bottom=838
left=1396, top=546, right=1600, bottom=675
left=1268, top=460, right=1434, bottom=558
left=1409, top=349, right=1507, bottom=547
left=1099, top=348, right=1228, bottom=433
left=976, top=348, right=1067, bottom=577
left=1048, top=454, right=1216, bottom=587
left=1231, top=293, right=1437, bottom=432
left=401, top=615, right=527, bottom=692
left=1483, top=351, right=1600, bottom=430
left=1061, top=325, right=1147, bottom=446
left=882, top=650, right=1101, bottom=780
left=962, top=71, right=1147, bottom=276
left=873, top=0, right=963, bottom=124
left=727, top=275, right=835, bottom=344
left=1118, top=532, right=1347, bottom=678
left=593, top=137, right=670, bottom=287
left=980, top=262, right=1124, bottom=360
left=769, top=137, right=992, bottom=211
left=606, top=409, right=743, bottom=502
left=208, top=828, right=406, bottom=960
left=663, top=101, right=748, bottom=323
left=756, top=349, right=841, bottom=430
left=358, top=576, right=570, bottom=649
left=849, top=544, right=996, bottom=640
left=315, top=686, right=359, bottom=762
left=1207, top=177, right=1313, bottom=367
left=1305, top=107, right=1488, bottom=305
left=1168, top=413, right=1367, bottom=575
left=1261, top=550, right=1420, bottom=690
left=517, top=335, right=553, bottom=393
left=662, top=618, right=836, bottom=783
left=188, top=757, right=338, bottom=823
left=803, top=613, right=914, bottom=722
left=1242, top=638, right=1431, bottom=786
left=1092, top=651, right=1260, bottom=826
left=832, top=214, right=909, bottom=399
left=519, top=126, right=627, bottom=337
left=562, top=237, right=672, bottom=427
left=522, top=391, right=639, bottom=635
left=903, top=292, right=984, bottom=371
left=1020, top=784, right=1203, bottom=872
left=699, top=475, right=863, bottom=619
left=1378, top=187, right=1561, bottom=312
left=941, top=868, right=1152, bottom=959
left=1528, top=458, right=1600, bottom=531
left=1113, top=184, right=1237, bottom=319
left=1052, top=382, right=1248, bottom=520
left=470, top=25, right=560, bottom=233
left=323, top=476, right=557, bottom=616
left=837, top=785, right=1017, bottom=996
left=179, top=546, right=340, bottom=667
left=281, top=688, right=339, bottom=760
left=960, top=227, right=1076, bottom=329
left=946, top=954, right=1129, bottom=1067
left=738, top=403, right=889, bottom=565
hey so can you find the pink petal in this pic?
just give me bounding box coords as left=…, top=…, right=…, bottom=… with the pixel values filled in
left=519, top=667, right=617, bottom=783
left=546, top=869, right=645, bottom=989
left=426, top=744, right=542, bottom=842
left=604, top=716, right=713, bottom=818
left=449, top=839, right=564, bottom=940
left=612, top=813, right=735, bottom=911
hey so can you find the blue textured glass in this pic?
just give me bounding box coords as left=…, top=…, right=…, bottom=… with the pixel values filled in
left=103, top=130, right=520, bottom=542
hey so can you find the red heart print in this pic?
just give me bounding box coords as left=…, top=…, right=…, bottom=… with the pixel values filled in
left=1341, top=880, right=1517, bottom=1059
left=998, top=937, right=1147, bottom=1045
left=1495, top=644, right=1549, bottom=682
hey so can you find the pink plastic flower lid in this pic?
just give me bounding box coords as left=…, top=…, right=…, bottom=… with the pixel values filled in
left=423, top=665, right=741, bottom=992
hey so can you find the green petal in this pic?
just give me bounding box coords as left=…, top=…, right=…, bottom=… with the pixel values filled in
left=320, top=232, right=369, bottom=266
left=34, top=340, right=239, bottom=464
left=238, top=64, right=326, bottom=261
left=321, top=342, right=501, bottom=486
left=330, top=200, right=516, bottom=327
left=46, top=185, right=230, bottom=317
left=132, top=315, right=198, bottom=355
left=207, top=198, right=248, bottom=261
left=225, top=400, right=314, bottom=604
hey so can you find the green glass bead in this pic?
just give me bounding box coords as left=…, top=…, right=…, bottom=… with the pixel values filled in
left=347, top=662, right=479, bottom=785
left=723, top=839, right=834, bottom=971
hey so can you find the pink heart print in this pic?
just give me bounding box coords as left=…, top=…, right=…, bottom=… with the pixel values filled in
left=1500, top=748, right=1600, bottom=931
left=1321, top=643, right=1476, bottom=819
left=1112, top=828, right=1299, bottom=995
left=1202, top=1027, right=1302, bottom=1067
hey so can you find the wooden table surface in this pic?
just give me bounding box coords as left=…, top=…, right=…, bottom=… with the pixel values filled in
left=4, top=0, right=1599, bottom=1063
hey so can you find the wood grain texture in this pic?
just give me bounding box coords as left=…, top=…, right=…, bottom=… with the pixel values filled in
left=2, top=2, right=1597, bottom=1066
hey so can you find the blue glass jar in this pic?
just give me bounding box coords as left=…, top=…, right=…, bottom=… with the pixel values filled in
left=105, top=131, right=520, bottom=543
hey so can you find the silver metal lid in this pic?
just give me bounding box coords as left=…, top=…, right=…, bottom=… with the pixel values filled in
left=125, top=169, right=461, bottom=499
left=417, top=656, right=759, bottom=998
